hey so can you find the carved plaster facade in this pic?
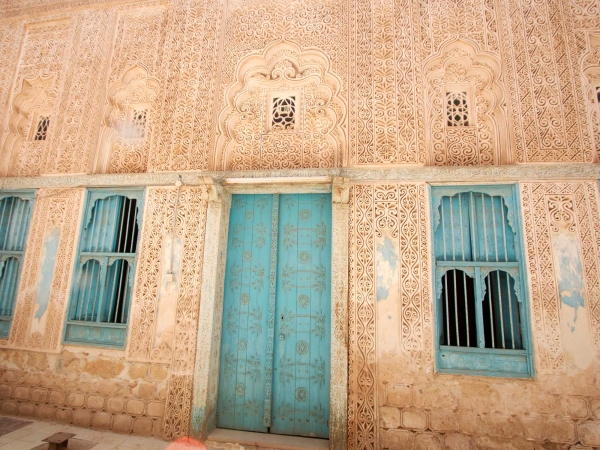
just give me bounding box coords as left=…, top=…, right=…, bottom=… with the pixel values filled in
left=0, top=0, right=599, bottom=448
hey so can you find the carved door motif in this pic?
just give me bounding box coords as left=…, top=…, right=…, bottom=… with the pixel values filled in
left=217, top=194, right=331, bottom=438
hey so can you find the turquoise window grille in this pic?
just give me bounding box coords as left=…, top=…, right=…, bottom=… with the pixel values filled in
left=65, top=189, right=144, bottom=348
left=0, top=192, right=35, bottom=339
left=430, top=185, right=533, bottom=377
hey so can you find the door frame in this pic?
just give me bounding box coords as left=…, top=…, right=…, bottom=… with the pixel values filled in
left=190, top=176, right=349, bottom=450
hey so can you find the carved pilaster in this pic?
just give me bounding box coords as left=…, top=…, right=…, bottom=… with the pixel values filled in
left=190, top=178, right=230, bottom=439
left=330, top=177, right=349, bottom=450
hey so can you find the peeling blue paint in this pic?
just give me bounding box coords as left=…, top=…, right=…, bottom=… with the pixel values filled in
left=553, top=233, right=585, bottom=332
left=191, top=406, right=205, bottom=436
left=376, top=236, right=398, bottom=302
left=34, top=229, right=59, bottom=320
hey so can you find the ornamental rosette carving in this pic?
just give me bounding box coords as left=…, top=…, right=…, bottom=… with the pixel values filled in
left=214, top=41, right=346, bottom=171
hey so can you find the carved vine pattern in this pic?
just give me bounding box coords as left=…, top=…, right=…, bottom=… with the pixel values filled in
left=348, top=183, right=430, bottom=450
left=5, top=188, right=83, bottom=352
left=520, top=182, right=600, bottom=373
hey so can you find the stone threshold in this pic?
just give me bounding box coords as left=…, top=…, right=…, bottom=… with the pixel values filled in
left=207, top=428, right=330, bottom=450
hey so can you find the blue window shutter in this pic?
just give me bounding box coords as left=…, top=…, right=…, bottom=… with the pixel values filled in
left=65, top=189, right=143, bottom=348
left=0, top=192, right=35, bottom=339
left=431, top=185, right=532, bottom=378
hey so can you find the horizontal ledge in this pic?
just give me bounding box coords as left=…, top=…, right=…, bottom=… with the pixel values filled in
left=222, top=176, right=332, bottom=185
left=1, top=163, right=599, bottom=190
left=207, top=428, right=329, bottom=450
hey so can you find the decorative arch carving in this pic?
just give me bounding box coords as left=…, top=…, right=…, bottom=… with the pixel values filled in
left=424, top=40, right=510, bottom=166
left=213, top=41, right=346, bottom=171
left=93, top=65, right=159, bottom=174
left=2, top=76, right=57, bottom=177
left=581, top=33, right=600, bottom=163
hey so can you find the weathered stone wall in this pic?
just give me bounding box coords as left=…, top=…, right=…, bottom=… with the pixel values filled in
left=349, top=181, right=600, bottom=449
left=0, top=348, right=168, bottom=436
left=0, top=186, right=209, bottom=439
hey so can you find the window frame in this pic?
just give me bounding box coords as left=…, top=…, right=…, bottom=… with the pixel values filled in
left=63, top=188, right=144, bottom=349
left=123, top=103, right=150, bottom=140
left=0, top=190, right=35, bottom=339
left=29, top=111, right=51, bottom=141
left=429, top=184, right=534, bottom=378
left=444, top=83, right=475, bottom=128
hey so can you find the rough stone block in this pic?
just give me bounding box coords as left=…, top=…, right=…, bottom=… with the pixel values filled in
left=147, top=401, right=165, bottom=417
left=107, top=396, right=124, bottom=413
left=13, top=386, right=30, bottom=400
left=73, top=409, right=93, bottom=427
left=126, top=399, right=145, bottom=415
left=591, top=399, right=600, bottom=420
left=477, top=412, right=514, bottom=438
left=113, top=414, right=133, bottom=433
left=415, top=433, right=442, bottom=450
left=457, top=410, right=479, bottom=435
left=379, top=406, right=401, bottom=428
left=387, top=384, right=412, bottom=407
left=87, top=394, right=105, bottom=410
left=516, top=414, right=545, bottom=441
left=92, top=411, right=112, bottom=429
left=403, top=409, right=427, bottom=430
left=49, top=390, right=66, bottom=405
left=444, top=433, right=471, bottom=450
left=430, top=409, right=455, bottom=432
left=579, top=421, right=600, bottom=446
left=18, top=402, right=35, bottom=416
left=546, top=418, right=576, bottom=444
left=149, top=365, right=167, bottom=381
left=0, top=384, right=12, bottom=398
left=36, top=405, right=55, bottom=420
left=68, top=392, right=85, bottom=407
left=137, top=383, right=156, bottom=400
left=31, top=388, right=48, bottom=403
left=414, top=384, right=458, bottom=410
left=1, top=400, right=17, bottom=414
left=380, top=429, right=414, bottom=449
left=56, top=408, right=73, bottom=423
left=560, top=396, right=588, bottom=418
left=531, top=394, right=558, bottom=415
left=133, top=417, right=154, bottom=436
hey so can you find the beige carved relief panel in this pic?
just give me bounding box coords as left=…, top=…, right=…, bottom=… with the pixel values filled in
left=2, top=20, right=72, bottom=177
left=49, top=9, right=117, bottom=174
left=581, top=33, right=600, bottom=162
left=5, top=188, right=84, bottom=353
left=498, top=0, right=592, bottom=162
left=348, top=183, right=430, bottom=450
left=124, top=186, right=207, bottom=439
left=214, top=42, right=346, bottom=171
left=93, top=8, right=165, bottom=175
left=520, top=182, right=600, bottom=374
left=148, top=0, right=225, bottom=172
left=424, top=40, right=509, bottom=165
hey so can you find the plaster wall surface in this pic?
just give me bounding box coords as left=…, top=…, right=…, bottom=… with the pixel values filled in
left=0, top=0, right=599, bottom=447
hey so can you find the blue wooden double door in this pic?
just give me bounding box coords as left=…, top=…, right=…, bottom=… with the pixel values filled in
left=217, top=194, right=332, bottom=438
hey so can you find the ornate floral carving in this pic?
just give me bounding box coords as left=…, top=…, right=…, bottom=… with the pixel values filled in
left=95, top=66, right=160, bottom=174
left=424, top=40, right=508, bottom=165
left=214, top=41, right=345, bottom=171
left=5, top=188, right=84, bottom=352
left=1, top=20, right=71, bottom=177
left=124, top=186, right=207, bottom=439
left=499, top=0, right=592, bottom=162
left=521, top=182, right=600, bottom=373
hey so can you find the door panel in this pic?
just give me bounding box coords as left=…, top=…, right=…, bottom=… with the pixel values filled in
left=217, top=193, right=331, bottom=438
left=217, top=195, right=274, bottom=433
left=271, top=194, right=331, bottom=438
